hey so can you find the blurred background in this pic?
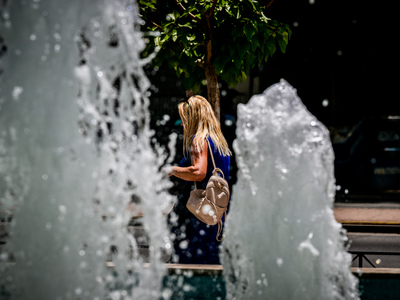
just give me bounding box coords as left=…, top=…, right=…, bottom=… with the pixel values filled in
left=144, top=0, right=399, bottom=198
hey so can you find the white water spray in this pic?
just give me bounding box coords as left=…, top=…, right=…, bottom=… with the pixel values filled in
left=222, top=80, right=359, bottom=299
left=0, top=1, right=173, bottom=299
left=1, top=0, right=360, bottom=299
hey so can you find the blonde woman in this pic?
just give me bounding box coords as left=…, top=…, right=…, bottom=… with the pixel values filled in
left=168, top=95, right=231, bottom=264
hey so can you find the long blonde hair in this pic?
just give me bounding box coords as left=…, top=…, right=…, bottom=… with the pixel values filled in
left=178, top=95, right=231, bottom=157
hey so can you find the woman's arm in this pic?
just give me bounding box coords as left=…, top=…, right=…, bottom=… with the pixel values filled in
left=169, top=139, right=208, bottom=182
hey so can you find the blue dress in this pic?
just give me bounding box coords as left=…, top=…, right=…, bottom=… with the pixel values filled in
left=170, top=137, right=230, bottom=264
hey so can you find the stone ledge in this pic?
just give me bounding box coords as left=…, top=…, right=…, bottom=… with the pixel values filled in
left=352, top=267, right=400, bottom=279
left=164, top=263, right=223, bottom=276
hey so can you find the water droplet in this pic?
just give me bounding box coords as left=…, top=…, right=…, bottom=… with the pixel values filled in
left=59, top=205, right=67, bottom=214
left=201, top=204, right=211, bottom=215
left=29, top=34, right=37, bottom=41
left=225, top=119, right=233, bottom=126
left=79, top=250, right=85, bottom=256
left=53, top=32, right=61, bottom=41
left=12, top=86, right=23, bottom=100
left=376, top=258, right=381, bottom=265
left=42, top=174, right=48, bottom=180
left=276, top=258, right=284, bottom=267
left=45, top=222, right=52, bottom=230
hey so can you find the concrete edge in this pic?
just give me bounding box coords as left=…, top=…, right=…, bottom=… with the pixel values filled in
left=351, top=268, right=400, bottom=279
left=163, top=264, right=400, bottom=278
left=338, top=221, right=400, bottom=225
left=164, top=263, right=223, bottom=276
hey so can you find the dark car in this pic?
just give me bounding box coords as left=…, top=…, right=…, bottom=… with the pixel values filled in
left=333, top=116, right=400, bottom=194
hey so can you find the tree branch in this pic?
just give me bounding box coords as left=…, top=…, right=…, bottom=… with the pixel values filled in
left=208, top=0, right=218, bottom=17
left=151, top=21, right=162, bottom=29
left=261, top=0, right=274, bottom=8
left=175, top=0, right=201, bottom=22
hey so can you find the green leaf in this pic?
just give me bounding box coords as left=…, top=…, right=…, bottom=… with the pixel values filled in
left=213, top=54, right=231, bottom=73
left=232, top=58, right=241, bottom=70
left=228, top=43, right=237, bottom=57
left=277, top=36, right=287, bottom=53
left=281, top=31, right=289, bottom=44
left=138, top=0, right=291, bottom=94
left=247, top=52, right=256, bottom=66
left=171, top=29, right=178, bottom=42
left=232, top=26, right=243, bottom=39
left=236, top=40, right=251, bottom=59
left=250, top=35, right=258, bottom=52
left=187, top=34, right=196, bottom=41
left=244, top=23, right=257, bottom=42
left=265, top=37, right=276, bottom=55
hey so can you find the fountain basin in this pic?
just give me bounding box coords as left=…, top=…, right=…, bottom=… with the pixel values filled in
left=161, top=265, right=398, bottom=300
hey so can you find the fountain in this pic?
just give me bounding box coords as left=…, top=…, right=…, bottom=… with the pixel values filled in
left=0, top=0, right=359, bottom=299
left=0, top=0, right=174, bottom=299
left=222, top=80, right=359, bottom=299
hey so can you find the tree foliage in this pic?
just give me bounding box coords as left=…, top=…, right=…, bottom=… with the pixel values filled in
left=139, top=0, right=291, bottom=119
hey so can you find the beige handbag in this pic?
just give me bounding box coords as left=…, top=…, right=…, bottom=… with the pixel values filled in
left=186, top=138, right=230, bottom=241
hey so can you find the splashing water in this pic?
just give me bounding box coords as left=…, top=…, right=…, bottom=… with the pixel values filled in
left=1, top=0, right=360, bottom=299
left=0, top=1, right=173, bottom=299
left=222, top=80, right=359, bottom=299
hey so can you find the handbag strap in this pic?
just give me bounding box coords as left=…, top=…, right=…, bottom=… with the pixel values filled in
left=206, top=137, right=217, bottom=170
left=194, top=136, right=216, bottom=189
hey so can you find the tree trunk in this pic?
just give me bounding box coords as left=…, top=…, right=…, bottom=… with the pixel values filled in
left=204, top=60, right=220, bottom=122
left=202, top=3, right=221, bottom=122
left=203, top=11, right=221, bottom=123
